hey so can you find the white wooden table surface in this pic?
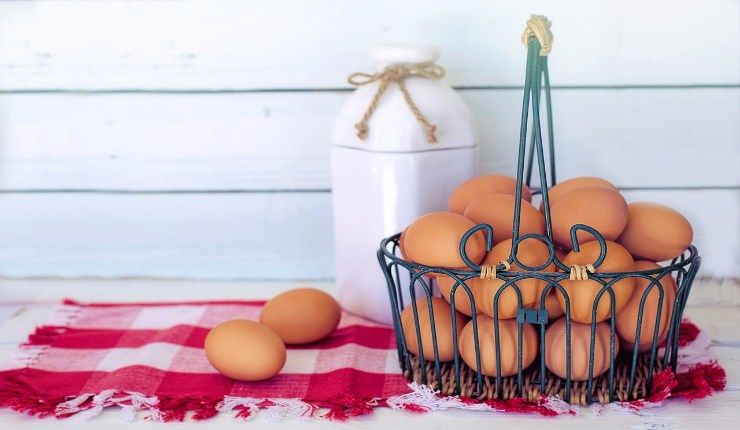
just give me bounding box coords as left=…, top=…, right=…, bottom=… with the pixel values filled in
left=0, top=278, right=738, bottom=429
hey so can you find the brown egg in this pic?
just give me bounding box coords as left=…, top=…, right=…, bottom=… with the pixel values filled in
left=534, top=249, right=567, bottom=320
left=463, top=194, right=545, bottom=245
left=459, top=316, right=538, bottom=377
left=616, top=261, right=677, bottom=352
left=259, top=288, right=341, bottom=344
left=545, top=317, right=618, bottom=381
left=477, top=238, right=554, bottom=319
left=551, top=185, right=628, bottom=249
left=558, top=241, right=636, bottom=324
left=448, top=174, right=532, bottom=214
left=401, top=297, right=467, bottom=361
left=540, top=176, right=617, bottom=211
left=404, top=212, right=486, bottom=269
left=541, top=289, right=565, bottom=319
left=618, top=202, right=693, bottom=262
left=205, top=319, right=286, bottom=381
left=437, top=276, right=480, bottom=317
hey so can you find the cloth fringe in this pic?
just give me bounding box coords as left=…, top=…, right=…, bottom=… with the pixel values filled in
left=386, top=383, right=579, bottom=416
left=0, top=302, right=81, bottom=371
left=0, top=361, right=726, bottom=421
left=0, top=388, right=377, bottom=422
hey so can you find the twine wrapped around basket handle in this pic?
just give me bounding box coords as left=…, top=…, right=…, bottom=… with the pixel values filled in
left=480, top=261, right=512, bottom=280
left=521, top=14, right=553, bottom=55
left=347, top=63, right=445, bottom=143
left=569, top=264, right=595, bottom=281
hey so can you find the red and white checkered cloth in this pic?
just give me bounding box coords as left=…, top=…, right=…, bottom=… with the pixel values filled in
left=0, top=299, right=726, bottom=421
left=0, top=299, right=411, bottom=421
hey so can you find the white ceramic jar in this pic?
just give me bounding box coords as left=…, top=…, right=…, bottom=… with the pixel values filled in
left=331, top=45, right=478, bottom=324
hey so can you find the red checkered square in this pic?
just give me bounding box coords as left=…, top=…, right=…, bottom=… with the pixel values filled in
left=0, top=299, right=408, bottom=418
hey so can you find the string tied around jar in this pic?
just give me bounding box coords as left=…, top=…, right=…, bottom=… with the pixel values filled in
left=347, top=62, right=445, bottom=143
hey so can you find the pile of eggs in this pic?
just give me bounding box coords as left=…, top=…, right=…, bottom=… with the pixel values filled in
left=399, top=175, right=693, bottom=380
left=204, top=288, right=341, bottom=381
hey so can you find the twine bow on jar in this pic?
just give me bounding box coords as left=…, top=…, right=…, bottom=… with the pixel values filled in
left=347, top=62, right=445, bottom=143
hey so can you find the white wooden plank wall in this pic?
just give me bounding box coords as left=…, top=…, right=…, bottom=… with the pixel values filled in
left=0, top=0, right=738, bottom=280
left=2, top=0, right=739, bottom=89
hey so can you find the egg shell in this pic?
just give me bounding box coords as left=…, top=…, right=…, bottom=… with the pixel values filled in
left=463, top=194, right=545, bottom=245
left=404, top=212, right=486, bottom=269
left=476, top=238, right=554, bottom=319
left=205, top=319, right=286, bottom=381
left=400, top=297, right=467, bottom=362
left=618, top=202, right=693, bottom=262
left=448, top=174, right=532, bottom=214
left=458, top=316, right=538, bottom=377
left=544, top=317, right=618, bottom=381
left=616, top=261, right=677, bottom=352
left=541, top=290, right=565, bottom=319
left=550, top=185, right=628, bottom=249
left=539, top=176, right=617, bottom=211
left=436, top=276, right=480, bottom=317
left=259, top=288, right=341, bottom=345
left=558, top=240, right=636, bottom=324
left=535, top=249, right=567, bottom=320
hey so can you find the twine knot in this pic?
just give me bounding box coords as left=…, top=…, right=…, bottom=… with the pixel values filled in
left=347, top=63, right=445, bottom=143
left=480, top=261, right=512, bottom=280
left=569, top=264, right=595, bottom=281
left=521, top=14, right=553, bottom=55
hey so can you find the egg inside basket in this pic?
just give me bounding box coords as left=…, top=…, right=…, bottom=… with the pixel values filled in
left=376, top=16, right=701, bottom=405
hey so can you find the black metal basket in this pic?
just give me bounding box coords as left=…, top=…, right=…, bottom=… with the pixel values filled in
left=377, top=16, right=700, bottom=405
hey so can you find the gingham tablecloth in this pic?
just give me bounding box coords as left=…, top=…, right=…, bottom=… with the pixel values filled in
left=0, top=299, right=725, bottom=421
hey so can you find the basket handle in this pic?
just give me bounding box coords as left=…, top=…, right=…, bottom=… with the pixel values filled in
left=509, top=14, right=558, bottom=266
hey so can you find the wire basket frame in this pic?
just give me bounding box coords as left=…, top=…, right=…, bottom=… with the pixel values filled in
left=377, top=26, right=701, bottom=405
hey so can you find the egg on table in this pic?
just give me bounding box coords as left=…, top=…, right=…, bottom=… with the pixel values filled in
left=403, top=211, right=486, bottom=269
left=400, top=297, right=467, bottom=362
left=458, top=316, right=538, bottom=377
left=618, top=202, right=693, bottom=262
left=260, top=288, right=341, bottom=345
left=448, top=174, right=532, bottom=214
left=463, top=193, right=545, bottom=245
left=558, top=240, right=636, bottom=324
left=205, top=319, right=286, bottom=381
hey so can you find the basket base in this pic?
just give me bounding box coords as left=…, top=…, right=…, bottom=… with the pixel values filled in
left=404, top=353, right=664, bottom=405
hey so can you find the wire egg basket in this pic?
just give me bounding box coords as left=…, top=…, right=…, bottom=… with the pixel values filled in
left=377, top=16, right=701, bottom=405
